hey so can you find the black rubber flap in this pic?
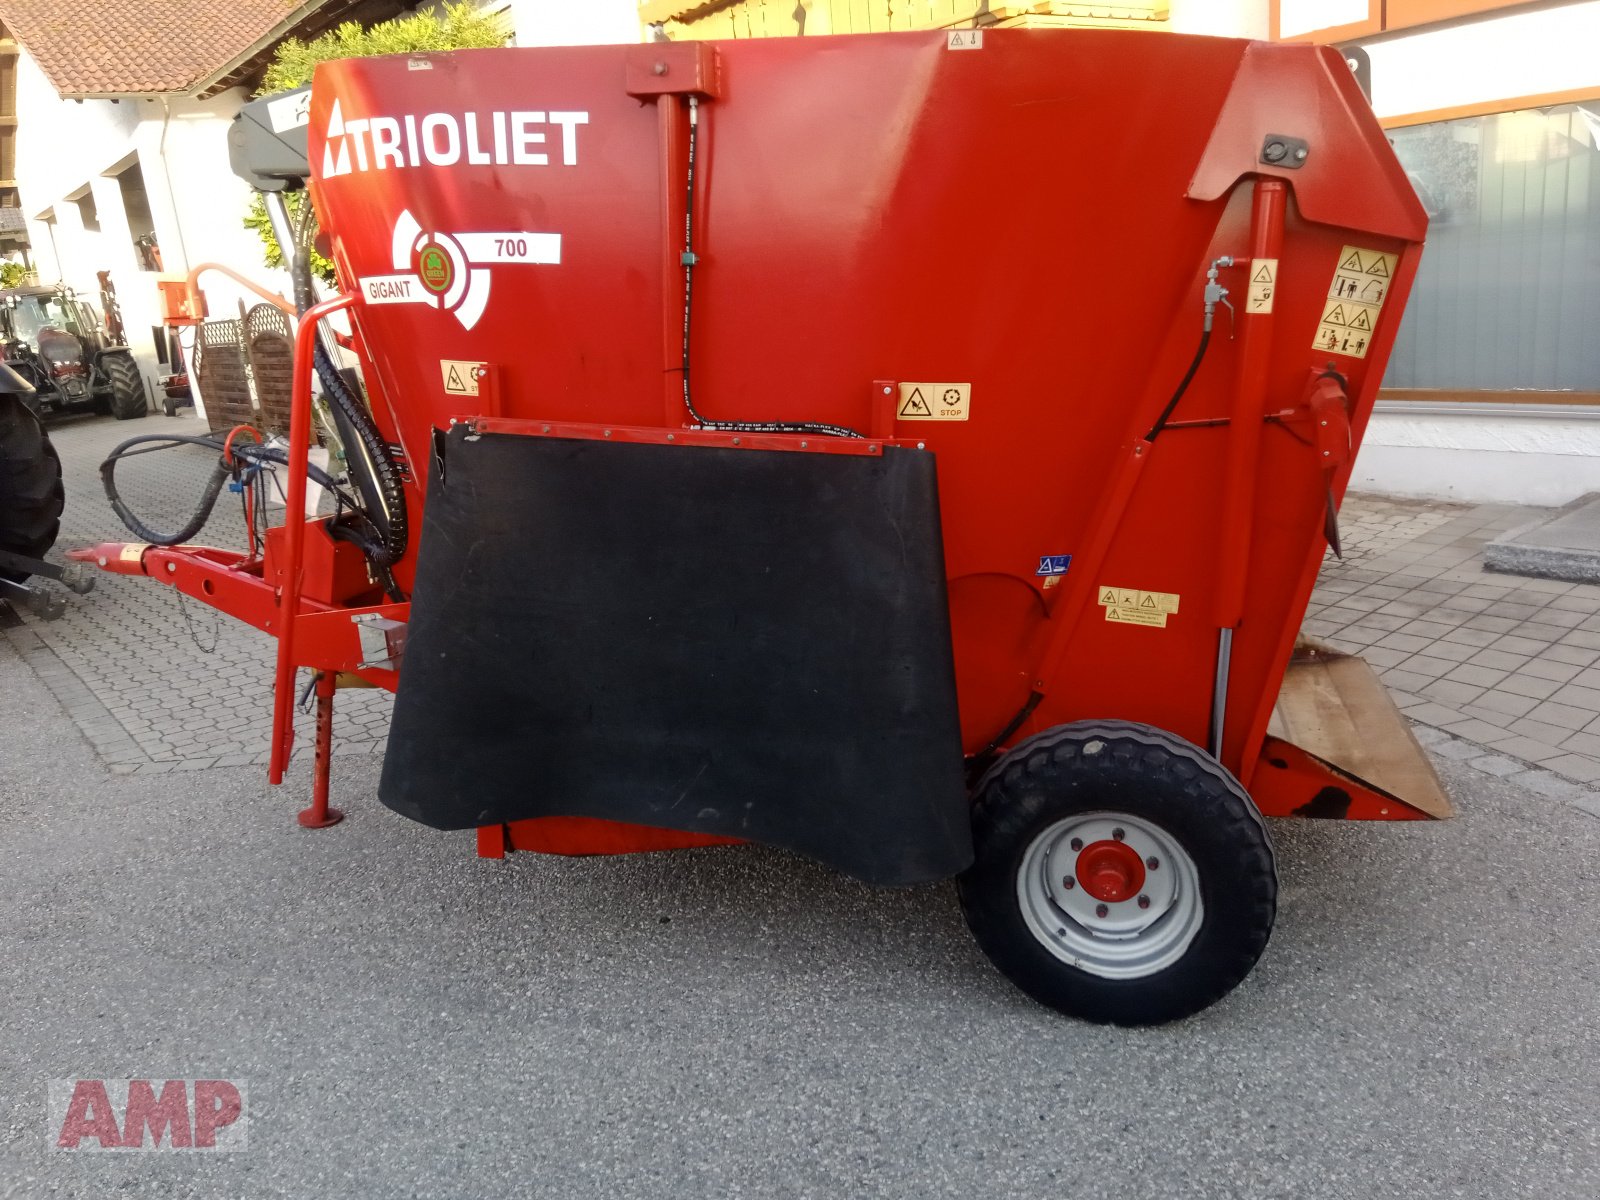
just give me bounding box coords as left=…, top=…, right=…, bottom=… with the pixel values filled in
left=380, top=430, right=971, bottom=886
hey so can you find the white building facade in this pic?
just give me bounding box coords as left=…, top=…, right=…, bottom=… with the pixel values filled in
left=15, top=63, right=279, bottom=404
left=1276, top=0, right=1600, bottom=505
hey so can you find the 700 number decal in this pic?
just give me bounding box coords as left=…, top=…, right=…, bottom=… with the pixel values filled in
left=466, top=234, right=558, bottom=264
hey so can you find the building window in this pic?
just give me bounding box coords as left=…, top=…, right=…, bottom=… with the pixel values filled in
left=114, top=160, right=161, bottom=271
left=72, top=188, right=99, bottom=233
left=1273, top=0, right=1379, bottom=41
left=1384, top=103, right=1600, bottom=393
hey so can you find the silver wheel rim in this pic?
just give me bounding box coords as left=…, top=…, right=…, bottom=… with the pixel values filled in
left=1016, top=810, right=1204, bottom=980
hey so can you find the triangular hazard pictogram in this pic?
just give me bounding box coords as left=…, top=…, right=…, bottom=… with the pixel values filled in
left=1325, top=304, right=1349, bottom=326
left=1141, top=594, right=1156, bottom=608
left=446, top=365, right=467, bottom=391
left=1349, top=309, right=1372, bottom=331
left=1365, top=255, right=1391, bottom=278
left=1100, top=588, right=1117, bottom=605
left=1340, top=250, right=1363, bottom=271
left=1253, top=263, right=1273, bottom=282
left=899, top=387, right=932, bottom=418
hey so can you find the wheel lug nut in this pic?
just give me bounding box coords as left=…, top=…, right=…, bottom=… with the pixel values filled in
left=1062, top=876, right=1075, bottom=890
left=1146, top=856, right=1159, bottom=870
left=1069, top=837, right=1083, bottom=852
left=1137, top=895, right=1151, bottom=909
left=1095, top=903, right=1109, bottom=918
left=1112, top=827, right=1125, bottom=841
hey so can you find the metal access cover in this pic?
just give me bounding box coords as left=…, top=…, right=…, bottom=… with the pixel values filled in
left=379, top=429, right=971, bottom=885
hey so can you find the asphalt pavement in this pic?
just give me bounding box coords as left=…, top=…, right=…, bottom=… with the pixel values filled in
left=3, top=627, right=1599, bottom=1199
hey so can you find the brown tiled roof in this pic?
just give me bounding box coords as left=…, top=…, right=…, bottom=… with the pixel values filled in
left=0, top=0, right=405, bottom=98
left=0, top=0, right=305, bottom=95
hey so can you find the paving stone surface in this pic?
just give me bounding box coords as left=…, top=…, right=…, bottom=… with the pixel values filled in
left=2, top=411, right=391, bottom=776
left=1308, top=494, right=1600, bottom=793
left=5, top=412, right=1599, bottom=802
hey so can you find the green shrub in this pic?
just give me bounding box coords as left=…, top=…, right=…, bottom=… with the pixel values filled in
left=247, top=2, right=508, bottom=283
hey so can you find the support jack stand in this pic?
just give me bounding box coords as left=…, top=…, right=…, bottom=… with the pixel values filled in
left=298, top=670, right=345, bottom=829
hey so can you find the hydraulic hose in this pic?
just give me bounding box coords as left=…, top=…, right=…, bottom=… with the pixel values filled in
left=677, top=96, right=861, bottom=440
left=1144, top=256, right=1234, bottom=443
left=266, top=190, right=409, bottom=567
left=1143, top=328, right=1212, bottom=443
left=105, top=445, right=229, bottom=546
left=312, top=339, right=408, bottom=564
left=100, top=434, right=348, bottom=546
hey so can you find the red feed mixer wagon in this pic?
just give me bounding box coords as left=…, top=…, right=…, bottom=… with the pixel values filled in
left=76, top=28, right=1444, bottom=1024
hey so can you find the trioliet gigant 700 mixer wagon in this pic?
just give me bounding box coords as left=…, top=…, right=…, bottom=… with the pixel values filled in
left=75, top=29, right=1445, bottom=1024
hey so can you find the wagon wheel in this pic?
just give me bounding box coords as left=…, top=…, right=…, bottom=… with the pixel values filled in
left=958, top=720, right=1277, bottom=1025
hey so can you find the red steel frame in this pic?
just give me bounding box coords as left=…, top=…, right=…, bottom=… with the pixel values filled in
left=74, top=30, right=1435, bottom=853
left=269, top=292, right=355, bottom=792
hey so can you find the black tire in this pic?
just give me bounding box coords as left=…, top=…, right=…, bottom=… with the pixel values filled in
left=101, top=352, right=148, bottom=420
left=0, top=393, right=66, bottom=582
left=958, top=720, right=1277, bottom=1026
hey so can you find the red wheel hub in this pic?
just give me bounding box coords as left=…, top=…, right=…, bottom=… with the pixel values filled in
left=1075, top=839, right=1146, bottom=903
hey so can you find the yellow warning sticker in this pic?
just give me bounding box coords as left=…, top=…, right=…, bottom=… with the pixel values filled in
left=440, top=360, right=484, bottom=396
left=1246, top=258, right=1277, bottom=314
left=1313, top=246, right=1399, bottom=359
left=1105, top=606, right=1166, bottom=627
left=1314, top=300, right=1380, bottom=357
left=898, top=382, right=971, bottom=422
left=1098, top=584, right=1180, bottom=628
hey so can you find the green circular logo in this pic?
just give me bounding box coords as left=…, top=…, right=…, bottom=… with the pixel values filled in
left=418, top=241, right=453, bottom=294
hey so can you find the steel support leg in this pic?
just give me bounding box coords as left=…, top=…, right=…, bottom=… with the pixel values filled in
left=298, top=671, right=345, bottom=829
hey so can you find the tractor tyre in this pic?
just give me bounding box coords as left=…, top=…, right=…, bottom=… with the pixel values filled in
left=958, top=720, right=1277, bottom=1026
left=0, top=393, right=66, bottom=582
left=102, top=353, right=148, bottom=420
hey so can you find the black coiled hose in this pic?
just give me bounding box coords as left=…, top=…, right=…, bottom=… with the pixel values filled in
left=312, top=340, right=408, bottom=564
left=100, top=434, right=350, bottom=546
left=274, top=191, right=409, bottom=570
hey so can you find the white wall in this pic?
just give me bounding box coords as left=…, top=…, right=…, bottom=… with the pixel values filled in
left=1359, top=1, right=1600, bottom=121
left=1169, top=0, right=1268, bottom=39
left=1355, top=410, right=1600, bottom=506
left=14, top=49, right=293, bottom=418
left=509, top=0, right=641, bottom=46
